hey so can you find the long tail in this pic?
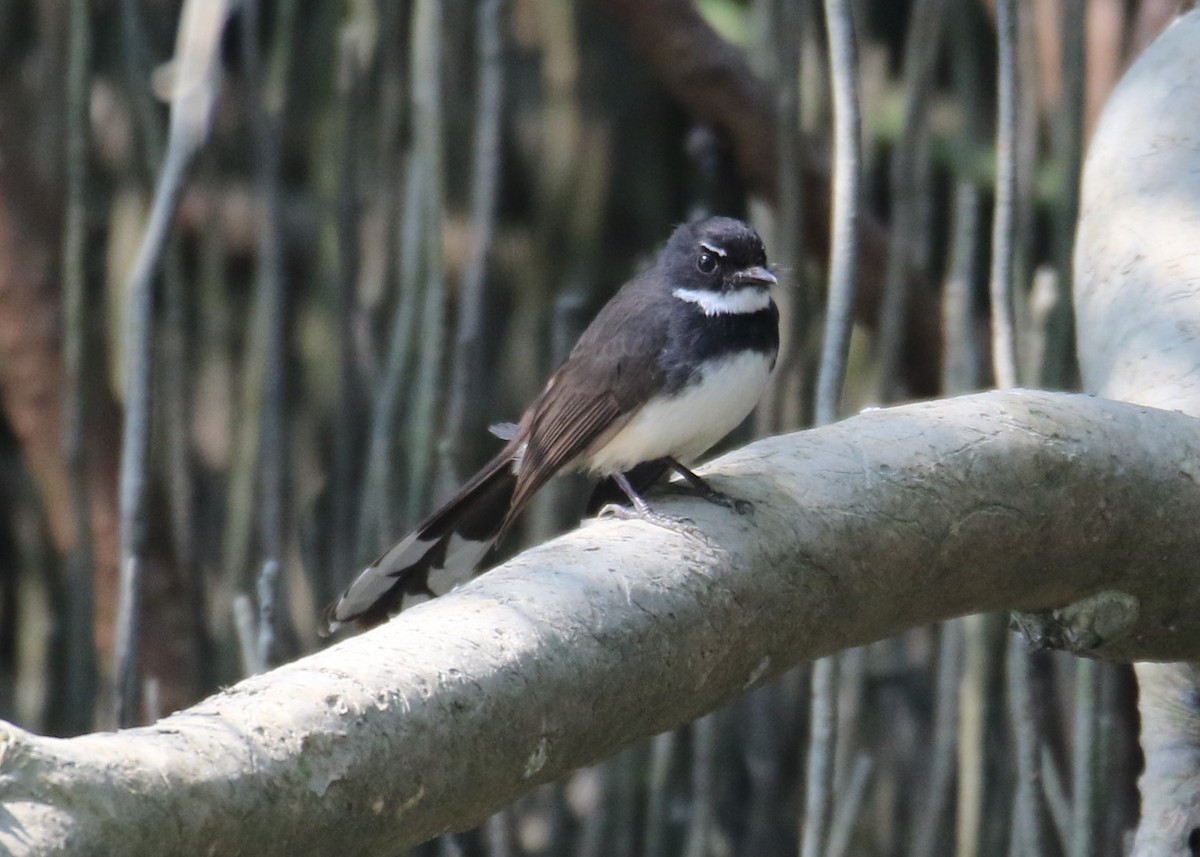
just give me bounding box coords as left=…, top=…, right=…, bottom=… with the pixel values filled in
left=324, top=446, right=521, bottom=631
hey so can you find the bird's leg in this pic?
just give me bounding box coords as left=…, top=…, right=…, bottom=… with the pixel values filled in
left=664, top=457, right=753, bottom=514
left=611, top=471, right=654, bottom=516
left=597, top=472, right=705, bottom=536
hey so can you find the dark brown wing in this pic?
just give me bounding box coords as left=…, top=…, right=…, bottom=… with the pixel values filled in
left=506, top=384, right=624, bottom=520
left=499, top=280, right=670, bottom=532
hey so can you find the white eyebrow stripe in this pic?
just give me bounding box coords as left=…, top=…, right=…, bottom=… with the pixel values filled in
left=672, top=287, right=772, bottom=316
left=699, top=241, right=727, bottom=258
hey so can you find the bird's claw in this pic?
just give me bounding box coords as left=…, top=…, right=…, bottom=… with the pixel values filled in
left=706, top=491, right=753, bottom=515
left=597, top=503, right=703, bottom=538
left=660, top=481, right=753, bottom=515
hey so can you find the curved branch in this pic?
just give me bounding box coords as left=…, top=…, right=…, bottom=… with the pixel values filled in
left=1072, top=9, right=1200, bottom=853
left=4, top=389, right=1200, bottom=855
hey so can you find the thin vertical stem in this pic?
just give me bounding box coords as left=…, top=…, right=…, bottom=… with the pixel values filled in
left=876, top=0, right=949, bottom=401
left=611, top=744, right=642, bottom=857
left=644, top=729, right=678, bottom=857
left=331, top=28, right=364, bottom=597
left=255, top=559, right=279, bottom=671
left=1097, top=664, right=1130, bottom=851
left=1012, top=2, right=1041, bottom=389
left=1008, top=636, right=1048, bottom=857
left=1069, top=659, right=1098, bottom=857
left=805, top=1, right=860, bottom=852
left=912, top=622, right=965, bottom=857
left=242, top=0, right=283, bottom=563
left=946, top=14, right=987, bottom=852
left=112, top=0, right=231, bottom=726
left=160, top=225, right=200, bottom=666
left=759, top=0, right=806, bottom=433
left=483, top=809, right=512, bottom=857
left=112, top=138, right=172, bottom=727
left=741, top=683, right=784, bottom=855
left=358, top=0, right=444, bottom=554
left=61, top=0, right=96, bottom=734
left=118, top=0, right=165, bottom=178
left=826, top=754, right=873, bottom=857
left=112, top=141, right=176, bottom=726
left=231, top=593, right=264, bottom=676
left=576, top=765, right=610, bottom=857
left=438, top=0, right=506, bottom=494
left=801, top=655, right=840, bottom=857
left=956, top=613, right=1001, bottom=857
left=998, top=8, right=1050, bottom=854
left=361, top=0, right=407, bottom=393
left=142, top=676, right=161, bottom=723
left=942, top=184, right=982, bottom=394
left=813, top=0, right=861, bottom=427
left=120, top=0, right=205, bottom=678
left=944, top=0, right=984, bottom=397
left=989, top=0, right=1019, bottom=389
left=241, top=0, right=295, bottom=664
left=358, top=164, right=424, bottom=556
left=1045, top=0, right=1085, bottom=390
left=403, top=0, right=447, bottom=521
left=1040, top=744, right=1071, bottom=850
left=831, top=644, right=864, bottom=796
left=683, top=713, right=717, bottom=857
left=218, top=1, right=290, bottom=602
left=221, top=264, right=270, bottom=590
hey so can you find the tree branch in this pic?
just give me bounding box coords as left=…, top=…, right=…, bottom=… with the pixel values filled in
left=1072, top=9, right=1200, bottom=853
left=4, top=390, right=1200, bottom=855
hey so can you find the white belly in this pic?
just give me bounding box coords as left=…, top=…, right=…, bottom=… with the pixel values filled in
left=585, top=350, right=774, bottom=475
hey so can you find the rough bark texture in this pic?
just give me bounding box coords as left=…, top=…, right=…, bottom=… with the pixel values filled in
left=1072, top=10, right=1200, bottom=855
left=4, top=390, right=1200, bottom=855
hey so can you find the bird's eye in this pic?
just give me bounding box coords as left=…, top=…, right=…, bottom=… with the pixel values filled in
left=697, top=251, right=718, bottom=274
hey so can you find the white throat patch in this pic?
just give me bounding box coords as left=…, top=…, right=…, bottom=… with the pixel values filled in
left=672, top=287, right=772, bottom=317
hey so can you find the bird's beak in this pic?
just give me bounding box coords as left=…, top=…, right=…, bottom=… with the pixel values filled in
left=736, top=266, right=778, bottom=287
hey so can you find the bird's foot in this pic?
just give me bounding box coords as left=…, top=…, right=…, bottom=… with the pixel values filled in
left=597, top=503, right=705, bottom=539
left=662, top=458, right=753, bottom=514
left=696, top=487, right=753, bottom=515
left=662, top=480, right=753, bottom=514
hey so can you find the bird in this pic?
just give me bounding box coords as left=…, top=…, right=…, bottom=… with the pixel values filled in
left=324, top=216, right=779, bottom=630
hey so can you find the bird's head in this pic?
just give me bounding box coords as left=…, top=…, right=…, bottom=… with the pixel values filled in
left=662, top=217, right=777, bottom=314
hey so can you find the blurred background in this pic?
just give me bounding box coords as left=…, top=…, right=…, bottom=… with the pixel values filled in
left=0, top=0, right=1185, bottom=854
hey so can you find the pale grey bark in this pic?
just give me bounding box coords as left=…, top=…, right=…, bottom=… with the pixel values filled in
left=1074, top=11, right=1200, bottom=413
left=1073, top=9, right=1200, bottom=855
left=5, top=390, right=1200, bottom=856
